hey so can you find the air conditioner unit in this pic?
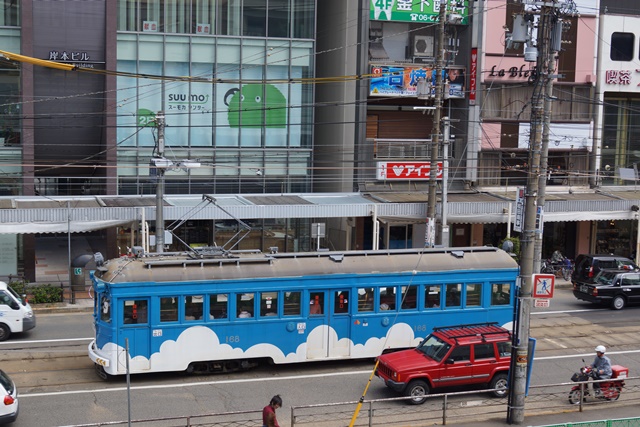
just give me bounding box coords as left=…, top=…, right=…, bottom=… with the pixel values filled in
left=413, top=35, right=434, bottom=57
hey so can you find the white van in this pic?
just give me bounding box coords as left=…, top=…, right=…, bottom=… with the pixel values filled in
left=0, top=281, right=35, bottom=341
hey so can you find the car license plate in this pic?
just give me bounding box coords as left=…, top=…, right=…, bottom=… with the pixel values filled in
left=580, top=285, right=588, bottom=293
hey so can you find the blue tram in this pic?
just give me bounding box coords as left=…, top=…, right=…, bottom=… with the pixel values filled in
left=88, top=247, right=518, bottom=377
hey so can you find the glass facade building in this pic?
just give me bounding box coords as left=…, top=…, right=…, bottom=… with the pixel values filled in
left=115, top=0, right=316, bottom=195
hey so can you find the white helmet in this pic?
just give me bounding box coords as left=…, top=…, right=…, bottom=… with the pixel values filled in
left=595, top=345, right=606, bottom=353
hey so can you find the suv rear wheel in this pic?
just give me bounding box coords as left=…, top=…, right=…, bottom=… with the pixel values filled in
left=489, top=373, right=508, bottom=397
left=405, top=380, right=430, bottom=405
left=611, top=295, right=626, bottom=310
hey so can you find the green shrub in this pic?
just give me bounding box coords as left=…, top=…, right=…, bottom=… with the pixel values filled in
left=9, top=281, right=63, bottom=304
left=8, top=279, right=28, bottom=296
left=30, top=284, right=64, bottom=304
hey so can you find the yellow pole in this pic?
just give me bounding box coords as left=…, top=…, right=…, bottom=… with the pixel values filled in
left=0, top=49, right=76, bottom=71
left=348, top=359, right=379, bottom=427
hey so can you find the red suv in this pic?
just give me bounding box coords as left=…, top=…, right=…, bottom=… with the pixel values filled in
left=375, top=323, right=512, bottom=404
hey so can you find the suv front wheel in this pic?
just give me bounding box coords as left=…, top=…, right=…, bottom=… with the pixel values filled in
left=489, top=373, right=509, bottom=398
left=405, top=379, right=430, bottom=405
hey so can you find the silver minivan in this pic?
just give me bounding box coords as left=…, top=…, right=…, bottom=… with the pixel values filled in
left=0, top=369, right=18, bottom=424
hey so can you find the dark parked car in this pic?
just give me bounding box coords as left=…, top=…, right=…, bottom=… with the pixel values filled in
left=573, top=269, right=640, bottom=310
left=571, top=254, right=638, bottom=285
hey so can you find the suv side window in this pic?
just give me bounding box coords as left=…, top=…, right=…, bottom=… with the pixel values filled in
left=497, top=342, right=511, bottom=358
left=598, top=260, right=616, bottom=270
left=448, top=345, right=470, bottom=362
left=474, top=343, right=495, bottom=360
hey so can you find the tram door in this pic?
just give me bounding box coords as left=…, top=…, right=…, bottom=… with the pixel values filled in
left=305, top=289, right=351, bottom=359
left=119, top=298, right=151, bottom=371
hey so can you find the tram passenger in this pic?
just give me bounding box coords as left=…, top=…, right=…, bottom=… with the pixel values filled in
left=309, top=294, right=322, bottom=315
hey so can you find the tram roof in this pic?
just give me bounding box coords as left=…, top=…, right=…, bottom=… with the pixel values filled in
left=0, top=189, right=638, bottom=234
left=93, top=247, right=519, bottom=285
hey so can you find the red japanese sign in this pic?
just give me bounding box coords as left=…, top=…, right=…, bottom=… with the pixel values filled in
left=469, top=48, right=477, bottom=105
left=376, top=162, right=443, bottom=180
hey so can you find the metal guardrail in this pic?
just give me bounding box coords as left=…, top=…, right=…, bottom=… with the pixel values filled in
left=61, top=409, right=263, bottom=427
left=533, top=417, right=640, bottom=427
left=60, top=376, right=640, bottom=427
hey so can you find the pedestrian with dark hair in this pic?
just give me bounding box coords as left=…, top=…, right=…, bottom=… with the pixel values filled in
left=262, top=394, right=282, bottom=427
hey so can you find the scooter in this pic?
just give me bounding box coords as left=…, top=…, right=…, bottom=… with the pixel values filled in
left=568, top=362, right=628, bottom=404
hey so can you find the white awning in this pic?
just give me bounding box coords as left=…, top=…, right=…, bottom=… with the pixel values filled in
left=0, top=219, right=134, bottom=234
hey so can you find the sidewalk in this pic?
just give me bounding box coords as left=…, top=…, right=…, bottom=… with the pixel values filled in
left=455, top=403, right=639, bottom=426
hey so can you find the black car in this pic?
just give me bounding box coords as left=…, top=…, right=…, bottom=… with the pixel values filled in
left=571, top=254, right=638, bottom=285
left=573, top=269, right=640, bottom=310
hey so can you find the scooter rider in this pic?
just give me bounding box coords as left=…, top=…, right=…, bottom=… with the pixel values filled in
left=591, top=345, right=612, bottom=390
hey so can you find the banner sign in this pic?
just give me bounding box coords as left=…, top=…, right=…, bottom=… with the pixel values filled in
left=469, top=48, right=477, bottom=105
left=377, top=161, right=443, bottom=180
left=514, top=187, right=525, bottom=233
left=370, top=65, right=465, bottom=98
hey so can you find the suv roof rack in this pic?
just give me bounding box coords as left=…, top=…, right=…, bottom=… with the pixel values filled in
left=433, top=322, right=509, bottom=343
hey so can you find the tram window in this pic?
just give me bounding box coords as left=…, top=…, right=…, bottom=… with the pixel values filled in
left=380, top=286, right=396, bottom=311
left=100, top=295, right=111, bottom=323
left=260, top=291, right=278, bottom=317
left=445, top=284, right=462, bottom=308
left=309, top=292, right=323, bottom=315
left=209, top=293, right=228, bottom=319
left=357, top=287, right=374, bottom=312
left=123, top=299, right=148, bottom=324
left=185, top=295, right=203, bottom=321
left=400, top=285, right=417, bottom=310
left=425, top=285, right=441, bottom=308
left=334, top=290, right=349, bottom=314
left=466, top=284, right=482, bottom=307
left=283, top=291, right=301, bottom=316
left=160, top=297, right=178, bottom=322
left=236, top=293, right=254, bottom=318
left=491, top=283, right=511, bottom=305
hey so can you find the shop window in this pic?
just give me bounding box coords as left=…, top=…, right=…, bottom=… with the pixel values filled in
left=610, top=32, right=634, bottom=61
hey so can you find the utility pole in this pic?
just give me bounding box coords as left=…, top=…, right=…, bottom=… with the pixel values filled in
left=507, top=1, right=575, bottom=424
left=427, top=0, right=447, bottom=247
left=534, top=18, right=562, bottom=274
left=154, top=111, right=166, bottom=253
